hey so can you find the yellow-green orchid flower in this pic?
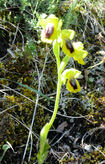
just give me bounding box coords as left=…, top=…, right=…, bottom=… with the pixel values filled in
left=60, top=32, right=88, bottom=65
left=61, top=68, right=81, bottom=93
left=38, top=15, right=62, bottom=44
left=61, top=29, right=75, bottom=42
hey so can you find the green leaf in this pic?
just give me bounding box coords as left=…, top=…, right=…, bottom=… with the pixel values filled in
left=88, top=77, right=94, bottom=83
left=59, top=55, right=70, bottom=74
left=53, top=40, right=60, bottom=68
left=2, top=144, right=10, bottom=151
left=37, top=140, right=49, bottom=164
left=37, top=123, right=50, bottom=164
left=0, top=142, right=13, bottom=163
left=17, top=82, right=54, bottom=102
left=0, top=78, right=54, bottom=102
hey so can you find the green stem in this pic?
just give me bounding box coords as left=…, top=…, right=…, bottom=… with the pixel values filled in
left=56, top=56, right=60, bottom=71
left=49, top=73, right=62, bottom=128
left=37, top=71, right=62, bottom=164
left=49, top=55, right=70, bottom=128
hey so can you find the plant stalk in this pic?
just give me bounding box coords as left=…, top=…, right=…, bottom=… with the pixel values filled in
left=49, top=73, right=62, bottom=128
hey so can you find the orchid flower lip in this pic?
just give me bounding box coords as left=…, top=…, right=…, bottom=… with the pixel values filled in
left=69, top=78, right=78, bottom=90
left=65, top=39, right=74, bottom=53
left=45, top=23, right=54, bottom=38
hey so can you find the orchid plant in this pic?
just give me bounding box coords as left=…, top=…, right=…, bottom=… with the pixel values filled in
left=37, top=14, right=88, bottom=164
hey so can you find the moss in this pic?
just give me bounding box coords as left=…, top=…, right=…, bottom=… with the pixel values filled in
left=82, top=148, right=105, bottom=163
left=58, top=148, right=105, bottom=163
left=0, top=114, right=15, bottom=145
left=0, top=51, right=52, bottom=163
